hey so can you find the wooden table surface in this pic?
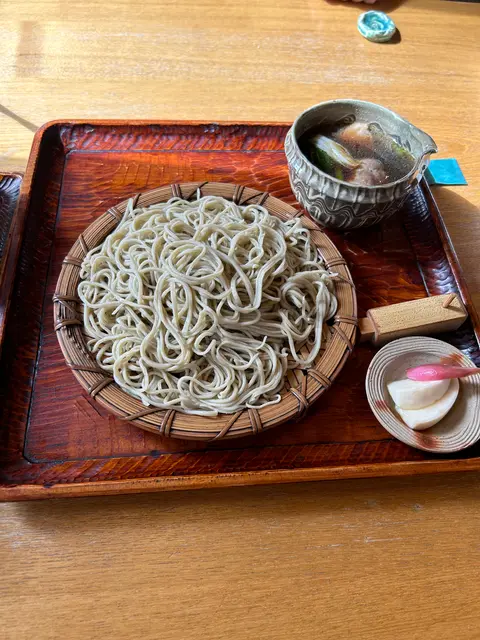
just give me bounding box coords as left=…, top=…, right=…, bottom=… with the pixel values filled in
left=1, top=0, right=480, bottom=638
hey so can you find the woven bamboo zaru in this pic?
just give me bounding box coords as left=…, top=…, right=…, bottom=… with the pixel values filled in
left=54, top=182, right=357, bottom=441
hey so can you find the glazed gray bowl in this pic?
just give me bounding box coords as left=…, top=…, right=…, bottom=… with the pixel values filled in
left=285, top=99, right=437, bottom=230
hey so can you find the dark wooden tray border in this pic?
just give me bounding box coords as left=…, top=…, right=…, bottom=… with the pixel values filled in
left=0, top=171, right=23, bottom=346
left=1, top=119, right=480, bottom=501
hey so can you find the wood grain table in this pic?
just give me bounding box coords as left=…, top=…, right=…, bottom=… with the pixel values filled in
left=1, top=1, right=480, bottom=638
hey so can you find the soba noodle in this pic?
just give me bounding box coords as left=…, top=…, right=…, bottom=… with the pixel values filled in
left=78, top=194, right=337, bottom=416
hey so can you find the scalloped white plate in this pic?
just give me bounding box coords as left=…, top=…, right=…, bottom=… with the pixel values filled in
left=366, top=336, right=480, bottom=453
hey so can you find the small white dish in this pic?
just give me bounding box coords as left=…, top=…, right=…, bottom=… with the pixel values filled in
left=365, top=336, right=480, bottom=453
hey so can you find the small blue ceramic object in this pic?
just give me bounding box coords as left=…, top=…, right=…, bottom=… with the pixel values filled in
left=358, top=11, right=396, bottom=43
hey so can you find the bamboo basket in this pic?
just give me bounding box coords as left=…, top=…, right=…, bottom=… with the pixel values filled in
left=54, top=182, right=357, bottom=440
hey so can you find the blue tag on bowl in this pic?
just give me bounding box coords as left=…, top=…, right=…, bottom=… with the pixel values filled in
left=425, top=159, right=467, bottom=186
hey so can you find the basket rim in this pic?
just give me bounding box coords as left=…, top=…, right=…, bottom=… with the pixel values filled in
left=53, top=181, right=357, bottom=441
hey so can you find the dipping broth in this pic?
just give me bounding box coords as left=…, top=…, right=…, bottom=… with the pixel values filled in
left=299, top=120, right=416, bottom=187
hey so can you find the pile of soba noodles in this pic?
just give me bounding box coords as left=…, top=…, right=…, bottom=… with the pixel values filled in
left=78, top=193, right=337, bottom=416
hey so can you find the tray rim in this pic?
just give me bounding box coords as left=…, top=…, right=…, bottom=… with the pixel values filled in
left=4, top=458, right=480, bottom=501
left=2, top=119, right=480, bottom=501
left=0, top=171, right=23, bottom=347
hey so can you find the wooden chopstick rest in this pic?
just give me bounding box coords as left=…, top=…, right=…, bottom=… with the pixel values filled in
left=359, top=293, right=467, bottom=346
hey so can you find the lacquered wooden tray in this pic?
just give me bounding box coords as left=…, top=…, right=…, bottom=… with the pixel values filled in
left=0, top=172, right=22, bottom=342
left=1, top=120, right=480, bottom=501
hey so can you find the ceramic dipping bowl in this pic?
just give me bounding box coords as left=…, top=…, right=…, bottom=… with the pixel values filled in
left=365, top=336, right=480, bottom=453
left=285, top=99, right=437, bottom=230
